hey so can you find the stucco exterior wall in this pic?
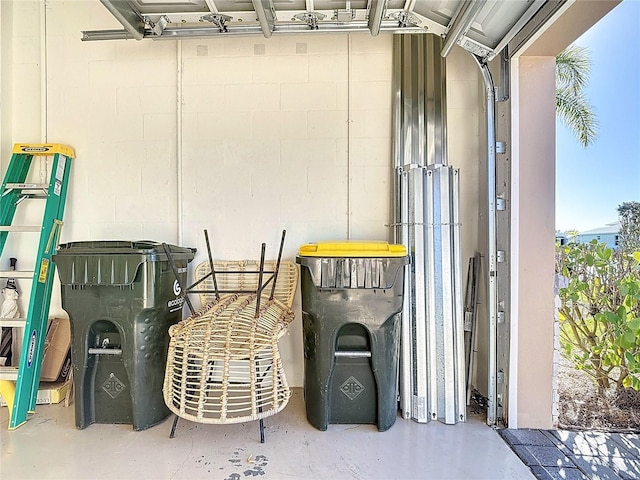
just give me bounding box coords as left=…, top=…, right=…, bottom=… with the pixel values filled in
left=510, top=56, right=557, bottom=428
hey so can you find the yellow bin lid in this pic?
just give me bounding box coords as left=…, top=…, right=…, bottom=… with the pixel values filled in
left=298, top=241, right=407, bottom=257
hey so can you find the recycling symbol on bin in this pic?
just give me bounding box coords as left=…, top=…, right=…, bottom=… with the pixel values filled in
left=340, top=376, right=365, bottom=401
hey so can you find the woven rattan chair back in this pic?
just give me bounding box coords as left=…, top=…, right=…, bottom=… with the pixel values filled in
left=194, top=260, right=298, bottom=309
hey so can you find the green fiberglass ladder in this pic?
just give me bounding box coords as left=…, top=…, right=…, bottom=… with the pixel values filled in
left=0, top=143, right=74, bottom=429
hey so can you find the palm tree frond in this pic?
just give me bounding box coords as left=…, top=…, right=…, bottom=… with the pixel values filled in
left=556, top=45, right=592, bottom=94
left=556, top=86, right=599, bottom=147
left=556, top=45, right=598, bottom=148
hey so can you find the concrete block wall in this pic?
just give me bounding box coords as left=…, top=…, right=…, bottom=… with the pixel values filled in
left=1, top=0, right=481, bottom=387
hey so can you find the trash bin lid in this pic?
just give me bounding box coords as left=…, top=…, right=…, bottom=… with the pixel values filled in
left=55, top=240, right=195, bottom=260
left=53, top=241, right=195, bottom=286
left=298, top=241, right=407, bottom=258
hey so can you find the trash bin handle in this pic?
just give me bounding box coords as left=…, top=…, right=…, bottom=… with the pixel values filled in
left=88, top=348, right=123, bottom=355
left=334, top=351, right=371, bottom=358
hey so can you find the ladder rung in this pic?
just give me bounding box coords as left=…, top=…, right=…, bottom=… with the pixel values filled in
left=0, top=226, right=41, bottom=232
left=10, top=193, right=48, bottom=200
left=4, top=183, right=49, bottom=191
left=0, top=270, right=34, bottom=278
left=0, top=366, right=19, bottom=381
left=0, top=317, right=26, bottom=327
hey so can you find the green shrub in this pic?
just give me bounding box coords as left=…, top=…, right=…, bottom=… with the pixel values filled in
left=556, top=240, right=640, bottom=391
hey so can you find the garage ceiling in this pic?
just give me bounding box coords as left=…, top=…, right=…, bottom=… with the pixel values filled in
left=83, top=0, right=565, bottom=61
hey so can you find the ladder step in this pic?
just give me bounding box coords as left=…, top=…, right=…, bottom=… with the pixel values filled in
left=3, top=183, right=49, bottom=192
left=12, top=143, right=75, bottom=158
left=0, top=366, right=19, bottom=381
left=0, top=226, right=41, bottom=232
left=0, top=270, right=35, bottom=278
left=0, top=317, right=26, bottom=327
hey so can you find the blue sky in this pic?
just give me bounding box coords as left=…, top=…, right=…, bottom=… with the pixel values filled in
left=556, top=0, right=640, bottom=232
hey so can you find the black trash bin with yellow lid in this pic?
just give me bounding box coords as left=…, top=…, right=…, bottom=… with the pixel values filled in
left=296, top=241, right=408, bottom=432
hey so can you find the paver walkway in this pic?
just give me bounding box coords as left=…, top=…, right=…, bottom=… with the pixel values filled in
left=500, top=428, right=640, bottom=479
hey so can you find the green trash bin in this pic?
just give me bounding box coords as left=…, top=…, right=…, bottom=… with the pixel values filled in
left=53, top=241, right=195, bottom=431
left=296, top=241, right=408, bottom=432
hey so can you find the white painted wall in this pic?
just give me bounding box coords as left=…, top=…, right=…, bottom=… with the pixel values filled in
left=3, top=0, right=481, bottom=387
left=0, top=0, right=15, bottom=165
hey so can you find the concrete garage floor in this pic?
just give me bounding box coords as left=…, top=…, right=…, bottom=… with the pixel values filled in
left=1, top=388, right=533, bottom=480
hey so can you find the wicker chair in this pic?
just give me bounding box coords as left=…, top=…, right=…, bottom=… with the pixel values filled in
left=162, top=231, right=298, bottom=442
left=194, top=259, right=298, bottom=309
